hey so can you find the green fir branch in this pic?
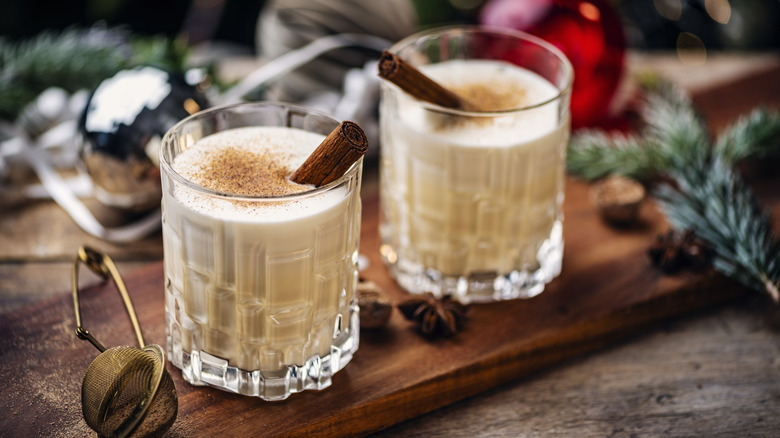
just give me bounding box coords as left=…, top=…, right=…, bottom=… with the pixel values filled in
left=568, top=84, right=780, bottom=182
left=640, top=84, right=711, bottom=171
left=567, top=81, right=712, bottom=181
left=715, top=108, right=780, bottom=164
left=567, top=79, right=780, bottom=302
left=566, top=130, right=664, bottom=180
left=655, top=156, right=780, bottom=302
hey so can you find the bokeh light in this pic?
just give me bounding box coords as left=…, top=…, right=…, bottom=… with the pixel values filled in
left=654, top=0, right=683, bottom=21
left=676, top=32, right=707, bottom=65
left=705, top=0, right=731, bottom=24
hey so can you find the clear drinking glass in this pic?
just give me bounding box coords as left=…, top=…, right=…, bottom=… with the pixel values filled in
left=160, top=102, right=363, bottom=400
left=379, top=26, right=573, bottom=302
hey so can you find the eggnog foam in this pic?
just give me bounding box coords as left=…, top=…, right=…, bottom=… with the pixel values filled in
left=402, top=60, right=560, bottom=145
left=171, top=126, right=345, bottom=222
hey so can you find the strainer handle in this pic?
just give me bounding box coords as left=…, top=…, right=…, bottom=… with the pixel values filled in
left=71, top=246, right=146, bottom=351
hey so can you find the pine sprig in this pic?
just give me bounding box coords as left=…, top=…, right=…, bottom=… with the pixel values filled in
left=715, top=108, right=780, bottom=164
left=568, top=84, right=780, bottom=181
left=655, top=156, right=780, bottom=302
left=641, top=84, right=712, bottom=171
left=567, top=81, right=713, bottom=180
left=568, top=80, right=780, bottom=302
left=0, top=25, right=189, bottom=120
left=566, top=130, right=664, bottom=180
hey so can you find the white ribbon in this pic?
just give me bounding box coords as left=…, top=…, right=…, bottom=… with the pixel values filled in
left=216, top=33, right=389, bottom=105
left=18, top=137, right=162, bottom=243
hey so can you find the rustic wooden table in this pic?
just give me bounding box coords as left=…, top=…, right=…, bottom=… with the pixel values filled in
left=1, top=53, right=779, bottom=437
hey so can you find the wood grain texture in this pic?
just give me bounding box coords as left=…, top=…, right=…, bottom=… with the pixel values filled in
left=0, top=197, right=162, bottom=262
left=0, top=175, right=764, bottom=437
left=373, top=296, right=780, bottom=437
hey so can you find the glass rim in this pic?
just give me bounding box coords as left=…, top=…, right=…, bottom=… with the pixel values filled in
left=387, top=25, right=574, bottom=117
left=159, top=101, right=363, bottom=201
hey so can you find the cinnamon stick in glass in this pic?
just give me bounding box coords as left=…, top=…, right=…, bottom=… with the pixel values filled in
left=290, top=120, right=368, bottom=187
left=378, top=50, right=477, bottom=111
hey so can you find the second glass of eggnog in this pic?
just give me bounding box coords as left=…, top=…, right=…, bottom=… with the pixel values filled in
left=379, top=27, right=573, bottom=302
left=160, top=102, right=363, bottom=400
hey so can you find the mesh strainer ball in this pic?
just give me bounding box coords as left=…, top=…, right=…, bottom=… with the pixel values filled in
left=81, top=345, right=177, bottom=438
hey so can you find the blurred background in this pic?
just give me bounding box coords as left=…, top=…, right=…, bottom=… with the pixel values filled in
left=2, top=0, right=778, bottom=132
left=3, top=0, right=778, bottom=51
left=1, top=0, right=777, bottom=217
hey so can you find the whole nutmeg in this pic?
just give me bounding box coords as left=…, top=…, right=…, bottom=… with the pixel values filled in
left=357, top=279, right=392, bottom=330
left=590, top=175, right=646, bottom=226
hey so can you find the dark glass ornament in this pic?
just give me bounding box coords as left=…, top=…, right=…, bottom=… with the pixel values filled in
left=79, top=66, right=209, bottom=211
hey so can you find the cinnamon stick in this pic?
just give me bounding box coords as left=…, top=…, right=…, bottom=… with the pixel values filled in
left=378, top=50, right=477, bottom=111
left=290, top=121, right=368, bottom=187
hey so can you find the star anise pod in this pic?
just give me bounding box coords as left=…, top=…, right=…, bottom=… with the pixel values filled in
left=648, top=229, right=713, bottom=274
left=397, top=293, right=468, bottom=338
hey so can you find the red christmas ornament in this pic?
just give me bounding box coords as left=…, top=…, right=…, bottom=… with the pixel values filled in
left=480, top=0, right=626, bottom=129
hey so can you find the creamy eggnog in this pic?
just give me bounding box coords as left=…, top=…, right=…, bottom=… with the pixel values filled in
left=380, top=46, right=571, bottom=302
left=161, top=106, right=362, bottom=400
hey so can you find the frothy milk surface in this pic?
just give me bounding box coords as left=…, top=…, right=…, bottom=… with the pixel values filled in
left=402, top=60, right=560, bottom=145
left=171, top=126, right=344, bottom=222
left=380, top=58, right=569, bottom=293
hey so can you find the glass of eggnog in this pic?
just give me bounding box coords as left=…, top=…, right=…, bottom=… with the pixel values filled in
left=379, top=26, right=573, bottom=302
left=160, top=102, right=363, bottom=400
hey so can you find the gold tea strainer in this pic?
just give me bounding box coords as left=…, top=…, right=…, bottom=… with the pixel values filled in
left=72, top=246, right=177, bottom=438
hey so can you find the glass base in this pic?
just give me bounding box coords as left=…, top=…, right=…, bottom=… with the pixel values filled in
left=383, top=222, right=563, bottom=303
left=165, top=307, right=359, bottom=401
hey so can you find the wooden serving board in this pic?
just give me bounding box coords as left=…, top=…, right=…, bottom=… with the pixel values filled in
left=4, top=176, right=777, bottom=438
left=2, top=58, right=779, bottom=437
